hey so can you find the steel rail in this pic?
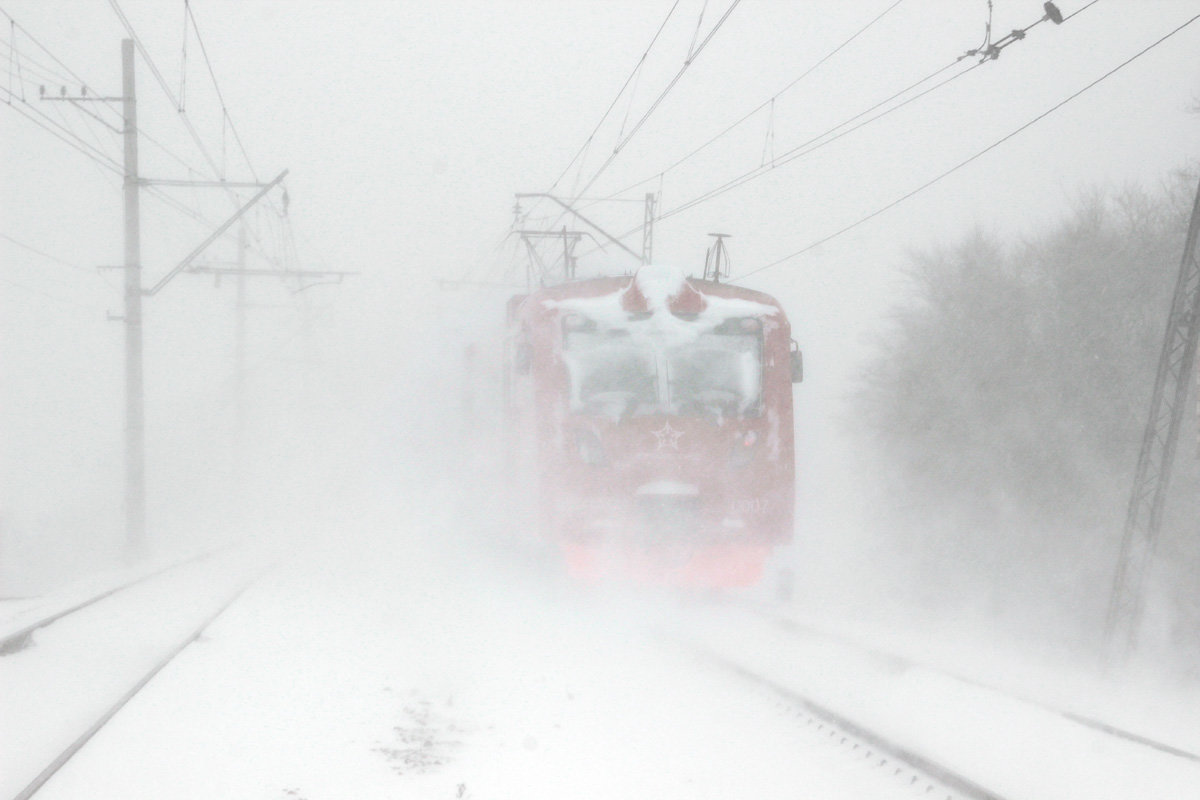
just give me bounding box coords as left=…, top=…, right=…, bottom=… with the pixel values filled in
left=688, top=642, right=1007, bottom=800
left=12, top=568, right=269, bottom=800
left=732, top=601, right=1200, bottom=764
left=0, top=547, right=226, bottom=656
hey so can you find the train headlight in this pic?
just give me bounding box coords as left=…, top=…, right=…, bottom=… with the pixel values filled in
left=729, top=429, right=759, bottom=468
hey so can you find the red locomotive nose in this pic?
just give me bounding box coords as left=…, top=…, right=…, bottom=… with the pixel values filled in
left=505, top=267, right=798, bottom=588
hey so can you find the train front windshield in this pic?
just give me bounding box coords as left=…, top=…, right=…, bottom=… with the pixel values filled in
left=564, top=318, right=763, bottom=418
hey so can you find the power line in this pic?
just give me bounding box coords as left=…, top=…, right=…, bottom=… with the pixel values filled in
left=736, top=9, right=1200, bottom=281
left=545, top=0, right=683, bottom=195
left=0, top=86, right=123, bottom=172
left=0, top=5, right=117, bottom=104
left=105, top=0, right=286, bottom=263
left=597, top=0, right=909, bottom=204
left=106, top=0, right=226, bottom=182
left=661, top=57, right=978, bottom=220
left=571, top=55, right=975, bottom=262
left=0, top=231, right=93, bottom=274
left=568, top=0, right=744, bottom=205
left=184, top=0, right=259, bottom=183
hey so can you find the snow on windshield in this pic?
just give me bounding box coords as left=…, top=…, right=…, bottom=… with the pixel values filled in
left=564, top=323, right=762, bottom=419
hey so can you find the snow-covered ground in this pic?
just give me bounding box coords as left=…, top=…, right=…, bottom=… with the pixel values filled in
left=5, top=493, right=1198, bottom=799
left=674, top=601, right=1200, bottom=800
left=0, top=544, right=269, bottom=799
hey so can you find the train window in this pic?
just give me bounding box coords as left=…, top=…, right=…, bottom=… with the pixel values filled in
left=666, top=331, right=762, bottom=418
left=561, top=315, right=763, bottom=419
left=563, top=332, right=659, bottom=418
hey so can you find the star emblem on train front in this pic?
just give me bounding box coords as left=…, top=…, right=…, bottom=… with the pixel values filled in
left=652, top=421, right=683, bottom=451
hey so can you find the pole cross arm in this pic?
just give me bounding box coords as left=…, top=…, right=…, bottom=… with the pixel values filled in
left=143, top=169, right=288, bottom=296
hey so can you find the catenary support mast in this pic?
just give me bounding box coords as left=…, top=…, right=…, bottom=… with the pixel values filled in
left=1105, top=174, right=1200, bottom=659
left=121, top=38, right=145, bottom=555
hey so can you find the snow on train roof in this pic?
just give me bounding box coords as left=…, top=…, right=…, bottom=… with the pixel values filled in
left=542, top=265, right=777, bottom=345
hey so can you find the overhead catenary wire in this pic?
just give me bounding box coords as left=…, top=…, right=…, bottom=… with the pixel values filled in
left=184, top=0, right=260, bottom=184
left=736, top=8, right=1200, bottom=280
left=660, top=57, right=979, bottom=220
left=595, top=0, right=909, bottom=205
left=107, top=0, right=240, bottom=216
left=0, top=5, right=117, bottom=105
left=106, top=0, right=291, bottom=267
left=567, top=0, right=745, bottom=205
left=2, top=32, right=210, bottom=176
left=572, top=54, right=976, bottom=263
left=0, top=85, right=123, bottom=172
left=1, top=231, right=93, bottom=275
left=545, top=0, right=683, bottom=195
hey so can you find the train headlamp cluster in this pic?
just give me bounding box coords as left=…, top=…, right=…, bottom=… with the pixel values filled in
left=729, top=428, right=760, bottom=468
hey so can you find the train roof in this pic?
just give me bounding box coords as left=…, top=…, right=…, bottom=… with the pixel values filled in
left=511, top=266, right=787, bottom=328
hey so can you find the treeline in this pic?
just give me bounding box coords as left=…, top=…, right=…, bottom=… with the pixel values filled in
left=854, top=169, right=1200, bottom=663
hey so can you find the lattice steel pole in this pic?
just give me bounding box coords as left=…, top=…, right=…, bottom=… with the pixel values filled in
left=1104, top=174, right=1200, bottom=659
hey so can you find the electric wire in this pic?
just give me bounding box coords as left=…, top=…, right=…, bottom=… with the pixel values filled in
left=1, top=37, right=209, bottom=175
left=43, top=84, right=125, bottom=188
left=1063, top=0, right=1103, bottom=23
left=107, top=0, right=288, bottom=267
left=0, top=40, right=94, bottom=98
left=107, top=0, right=225, bottom=180
left=571, top=55, right=974, bottom=263
left=735, top=9, right=1200, bottom=280
left=597, top=0, right=908, bottom=204
left=545, top=0, right=682, bottom=195
left=661, top=57, right=979, bottom=220
left=0, top=86, right=123, bottom=172
left=0, top=5, right=114, bottom=103
left=567, top=0, right=744, bottom=205
left=185, top=0, right=260, bottom=183
left=0, top=231, right=93, bottom=275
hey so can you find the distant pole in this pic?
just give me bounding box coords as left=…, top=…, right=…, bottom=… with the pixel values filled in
left=561, top=226, right=573, bottom=280
left=642, top=192, right=656, bottom=265
left=121, top=38, right=145, bottom=555
left=234, top=222, right=247, bottom=452
left=705, top=233, right=731, bottom=283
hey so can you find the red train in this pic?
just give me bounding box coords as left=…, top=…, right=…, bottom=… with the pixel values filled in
left=504, top=265, right=801, bottom=587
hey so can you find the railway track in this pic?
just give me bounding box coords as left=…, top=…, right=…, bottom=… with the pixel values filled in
left=3, top=547, right=276, bottom=800
left=733, top=600, right=1200, bottom=765
left=0, top=547, right=227, bottom=656
left=687, top=641, right=1006, bottom=800
left=662, top=594, right=1200, bottom=800
left=12, top=574, right=264, bottom=800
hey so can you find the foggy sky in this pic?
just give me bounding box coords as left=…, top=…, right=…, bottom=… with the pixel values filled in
left=3, top=0, right=1198, bottom=545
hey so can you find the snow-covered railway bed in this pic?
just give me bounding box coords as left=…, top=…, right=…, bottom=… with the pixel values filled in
left=0, top=548, right=228, bottom=656
left=669, top=598, right=1200, bottom=800
left=6, top=523, right=990, bottom=800
left=0, top=544, right=271, bottom=800
left=734, top=602, right=1200, bottom=764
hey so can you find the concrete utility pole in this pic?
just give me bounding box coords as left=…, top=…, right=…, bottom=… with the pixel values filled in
left=234, top=223, right=248, bottom=441
left=121, top=38, right=145, bottom=555
left=43, top=41, right=315, bottom=556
